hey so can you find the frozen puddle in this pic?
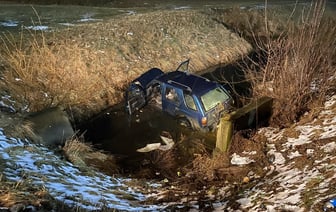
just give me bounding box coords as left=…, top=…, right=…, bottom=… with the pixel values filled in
left=0, top=129, right=159, bottom=211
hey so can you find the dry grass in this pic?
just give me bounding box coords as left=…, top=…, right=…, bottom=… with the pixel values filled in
left=190, top=153, right=230, bottom=181
left=0, top=173, right=55, bottom=210
left=210, top=2, right=336, bottom=128
left=0, top=33, right=127, bottom=120
left=243, top=1, right=336, bottom=127
left=209, top=6, right=287, bottom=45
left=0, top=9, right=251, bottom=121
left=62, top=138, right=119, bottom=174
left=147, top=135, right=209, bottom=179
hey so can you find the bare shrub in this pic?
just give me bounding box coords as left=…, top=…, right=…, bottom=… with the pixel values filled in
left=246, top=1, right=336, bottom=127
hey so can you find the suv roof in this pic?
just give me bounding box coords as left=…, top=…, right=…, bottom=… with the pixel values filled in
left=156, top=71, right=218, bottom=96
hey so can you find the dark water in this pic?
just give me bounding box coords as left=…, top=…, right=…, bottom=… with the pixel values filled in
left=80, top=104, right=192, bottom=170
left=82, top=105, right=181, bottom=154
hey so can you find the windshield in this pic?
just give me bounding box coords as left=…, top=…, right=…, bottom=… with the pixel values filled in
left=201, top=87, right=230, bottom=112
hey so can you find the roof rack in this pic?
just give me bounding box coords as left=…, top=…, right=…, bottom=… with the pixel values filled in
left=167, top=80, right=192, bottom=92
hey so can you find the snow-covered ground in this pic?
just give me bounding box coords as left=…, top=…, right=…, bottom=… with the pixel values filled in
left=0, top=130, right=162, bottom=211
left=231, top=95, right=336, bottom=211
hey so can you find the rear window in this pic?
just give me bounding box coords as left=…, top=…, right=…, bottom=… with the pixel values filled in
left=201, top=87, right=230, bottom=112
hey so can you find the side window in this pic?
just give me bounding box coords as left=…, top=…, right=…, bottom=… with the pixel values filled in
left=165, top=87, right=179, bottom=104
left=184, top=92, right=197, bottom=111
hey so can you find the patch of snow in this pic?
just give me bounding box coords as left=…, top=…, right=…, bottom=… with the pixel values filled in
left=174, top=6, right=191, bottom=10
left=321, top=141, right=336, bottom=153
left=322, top=115, right=336, bottom=125
left=320, top=125, right=336, bottom=139
left=288, top=150, right=302, bottom=159
left=285, top=125, right=319, bottom=147
left=236, top=197, right=250, bottom=206
left=124, top=10, right=136, bottom=15
left=0, top=20, right=18, bottom=27
left=78, top=12, right=101, bottom=22
left=78, top=18, right=97, bottom=22
left=252, top=4, right=266, bottom=10
left=231, top=153, right=255, bottom=165
left=267, top=150, right=285, bottom=165
left=25, top=25, right=49, bottom=31
left=0, top=96, right=16, bottom=112
left=258, top=127, right=283, bottom=142
left=324, top=95, right=336, bottom=108
left=59, top=22, right=75, bottom=26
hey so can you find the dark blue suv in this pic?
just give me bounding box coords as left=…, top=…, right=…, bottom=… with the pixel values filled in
left=125, top=60, right=234, bottom=131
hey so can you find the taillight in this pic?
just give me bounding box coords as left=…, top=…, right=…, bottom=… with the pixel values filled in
left=201, top=116, right=207, bottom=126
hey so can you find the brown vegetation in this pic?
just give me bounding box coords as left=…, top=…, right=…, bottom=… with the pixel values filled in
left=62, top=138, right=119, bottom=174
left=0, top=10, right=251, bottom=121
left=212, top=1, right=336, bottom=128
left=247, top=1, right=336, bottom=127
left=0, top=174, right=57, bottom=210
left=0, top=33, right=128, bottom=120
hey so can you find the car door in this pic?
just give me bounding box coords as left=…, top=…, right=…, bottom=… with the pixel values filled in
left=162, top=86, right=181, bottom=116
left=125, top=83, right=146, bottom=115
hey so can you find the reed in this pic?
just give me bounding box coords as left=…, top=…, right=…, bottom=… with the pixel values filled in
left=246, top=1, right=336, bottom=127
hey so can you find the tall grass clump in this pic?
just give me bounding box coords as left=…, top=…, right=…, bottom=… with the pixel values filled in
left=0, top=32, right=130, bottom=120
left=246, top=1, right=336, bottom=127
left=63, top=138, right=119, bottom=174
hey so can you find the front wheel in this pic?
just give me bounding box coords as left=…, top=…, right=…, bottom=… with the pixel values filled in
left=178, top=117, right=192, bottom=129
